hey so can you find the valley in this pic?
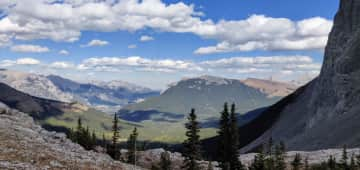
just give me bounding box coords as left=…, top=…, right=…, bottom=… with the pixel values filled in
left=1, top=0, right=360, bottom=170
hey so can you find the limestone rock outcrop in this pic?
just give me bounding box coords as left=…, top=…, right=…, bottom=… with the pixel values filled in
left=241, top=0, right=360, bottom=152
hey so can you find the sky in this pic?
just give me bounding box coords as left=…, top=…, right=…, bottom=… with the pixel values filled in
left=0, top=0, right=339, bottom=89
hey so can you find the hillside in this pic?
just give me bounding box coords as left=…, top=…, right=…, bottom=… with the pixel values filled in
left=0, top=105, right=141, bottom=170
left=241, top=78, right=297, bottom=98
left=0, top=82, right=139, bottom=140
left=232, top=0, right=360, bottom=153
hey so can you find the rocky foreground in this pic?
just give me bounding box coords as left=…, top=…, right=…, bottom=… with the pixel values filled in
left=1, top=101, right=359, bottom=170
left=0, top=103, right=141, bottom=170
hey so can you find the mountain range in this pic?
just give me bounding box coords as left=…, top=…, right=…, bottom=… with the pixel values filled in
left=0, top=69, right=297, bottom=143
left=119, top=75, right=296, bottom=123
left=0, top=69, right=159, bottom=114
left=117, top=75, right=297, bottom=142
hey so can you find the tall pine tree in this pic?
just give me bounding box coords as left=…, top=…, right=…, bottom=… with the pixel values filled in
left=327, top=155, right=337, bottom=169
left=182, top=108, right=201, bottom=170
left=108, top=113, right=121, bottom=160
left=291, top=153, right=302, bottom=170
left=127, top=127, right=138, bottom=164
left=340, top=145, right=349, bottom=170
left=229, top=103, right=245, bottom=170
left=274, top=142, right=286, bottom=170
left=218, top=103, right=230, bottom=169
left=249, top=145, right=266, bottom=170
left=76, top=117, right=83, bottom=143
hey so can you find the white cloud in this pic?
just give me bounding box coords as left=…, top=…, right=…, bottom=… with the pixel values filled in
left=200, top=55, right=321, bottom=75
left=50, top=61, right=75, bottom=69
left=128, top=44, right=137, bottom=49
left=82, top=39, right=109, bottom=47
left=0, top=1, right=332, bottom=53
left=15, top=58, right=41, bottom=65
left=140, top=35, right=154, bottom=42
left=10, top=44, right=50, bottom=53
left=0, top=57, right=40, bottom=67
left=194, top=15, right=333, bottom=54
left=59, top=50, right=70, bottom=55
left=79, top=56, right=202, bottom=72
left=76, top=55, right=321, bottom=76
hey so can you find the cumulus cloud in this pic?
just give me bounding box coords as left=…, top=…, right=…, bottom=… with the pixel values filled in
left=200, top=55, right=321, bottom=76
left=49, top=61, right=75, bottom=69
left=79, top=56, right=203, bottom=72
left=59, top=50, right=70, bottom=55
left=16, top=58, right=41, bottom=65
left=194, top=16, right=332, bottom=54
left=1, top=58, right=41, bottom=66
left=81, top=39, right=109, bottom=47
left=74, top=55, right=321, bottom=76
left=128, top=44, right=137, bottom=49
left=0, top=1, right=332, bottom=53
left=140, top=35, right=154, bottom=42
left=10, top=44, right=50, bottom=53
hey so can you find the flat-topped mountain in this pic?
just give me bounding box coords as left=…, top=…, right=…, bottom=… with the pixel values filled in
left=119, top=75, right=293, bottom=123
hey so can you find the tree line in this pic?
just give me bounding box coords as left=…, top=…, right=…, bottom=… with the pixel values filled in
left=67, top=103, right=360, bottom=170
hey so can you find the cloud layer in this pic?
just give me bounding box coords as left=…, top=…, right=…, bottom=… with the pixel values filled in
left=10, top=44, right=50, bottom=53
left=0, top=55, right=321, bottom=77
left=0, top=0, right=332, bottom=53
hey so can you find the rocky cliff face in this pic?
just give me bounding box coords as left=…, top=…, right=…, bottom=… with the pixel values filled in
left=0, top=105, right=140, bottom=170
left=241, top=0, right=360, bottom=152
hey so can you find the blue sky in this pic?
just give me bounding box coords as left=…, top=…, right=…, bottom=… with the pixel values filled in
left=0, top=0, right=339, bottom=89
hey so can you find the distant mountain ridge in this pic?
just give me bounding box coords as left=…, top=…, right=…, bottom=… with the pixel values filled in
left=0, top=69, right=160, bottom=113
left=119, top=75, right=296, bottom=123
left=241, top=78, right=297, bottom=98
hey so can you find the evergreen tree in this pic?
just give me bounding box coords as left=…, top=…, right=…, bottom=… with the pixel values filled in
left=341, top=145, right=349, bottom=169
left=274, top=142, right=286, bottom=170
left=102, top=133, right=107, bottom=150
left=291, top=153, right=302, bottom=170
left=108, top=113, right=121, bottom=160
left=159, top=151, right=172, bottom=170
left=267, top=137, right=274, bottom=156
left=304, top=156, right=310, bottom=170
left=91, top=130, right=97, bottom=149
left=357, top=154, right=360, bottom=168
left=229, top=103, right=245, bottom=170
left=327, top=155, right=337, bottom=170
left=182, top=109, right=201, bottom=170
left=350, top=154, right=357, bottom=170
left=84, top=126, right=91, bottom=150
left=217, top=103, right=230, bottom=170
left=76, top=117, right=83, bottom=143
left=127, top=127, right=138, bottom=164
left=249, top=146, right=266, bottom=170
left=265, top=137, right=275, bottom=170
left=67, top=128, right=75, bottom=141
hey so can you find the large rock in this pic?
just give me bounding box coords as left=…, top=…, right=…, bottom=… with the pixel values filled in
left=241, top=0, right=360, bottom=152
